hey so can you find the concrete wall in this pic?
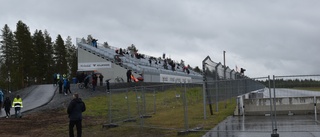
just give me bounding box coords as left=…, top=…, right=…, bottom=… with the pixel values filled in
left=243, top=96, right=320, bottom=115
left=143, top=74, right=161, bottom=83
left=234, top=89, right=265, bottom=116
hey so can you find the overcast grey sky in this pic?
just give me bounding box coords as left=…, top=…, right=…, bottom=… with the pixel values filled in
left=1, top=0, right=319, bottom=77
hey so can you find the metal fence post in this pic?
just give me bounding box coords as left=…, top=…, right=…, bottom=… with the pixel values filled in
left=183, top=82, right=189, bottom=131
left=141, top=86, right=145, bottom=127
left=126, top=89, right=131, bottom=119
left=203, top=78, right=207, bottom=119
left=153, top=89, right=156, bottom=114
left=272, top=75, right=278, bottom=136
left=142, top=86, right=146, bottom=116
left=215, top=64, right=220, bottom=112
left=314, top=96, right=317, bottom=121
left=268, top=76, right=274, bottom=133
left=108, top=90, right=112, bottom=124
left=103, top=89, right=118, bottom=128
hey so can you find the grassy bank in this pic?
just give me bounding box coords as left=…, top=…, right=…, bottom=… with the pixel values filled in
left=293, top=87, right=320, bottom=91
left=80, top=87, right=236, bottom=137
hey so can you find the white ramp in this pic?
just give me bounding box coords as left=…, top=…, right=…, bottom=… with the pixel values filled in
left=0, top=84, right=56, bottom=117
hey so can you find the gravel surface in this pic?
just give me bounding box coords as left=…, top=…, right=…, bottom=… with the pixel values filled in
left=23, top=84, right=108, bottom=115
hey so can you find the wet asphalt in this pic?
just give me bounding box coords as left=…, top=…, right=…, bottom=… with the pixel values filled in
left=203, top=115, right=320, bottom=137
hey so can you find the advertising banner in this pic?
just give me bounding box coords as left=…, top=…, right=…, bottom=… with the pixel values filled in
left=78, top=62, right=111, bottom=70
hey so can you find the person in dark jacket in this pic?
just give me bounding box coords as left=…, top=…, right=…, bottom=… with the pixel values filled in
left=92, top=74, right=97, bottom=91
left=58, top=79, right=63, bottom=94
left=99, top=74, right=104, bottom=86
left=126, top=70, right=132, bottom=83
left=67, top=93, right=86, bottom=137
left=3, top=97, right=11, bottom=118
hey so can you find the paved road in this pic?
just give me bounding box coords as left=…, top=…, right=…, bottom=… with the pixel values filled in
left=203, top=115, right=320, bottom=137
left=0, top=84, right=56, bottom=117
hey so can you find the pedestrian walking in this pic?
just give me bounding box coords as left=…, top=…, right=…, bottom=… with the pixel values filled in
left=66, top=79, right=72, bottom=94
left=63, top=78, right=69, bottom=95
left=58, top=79, right=63, bottom=94
left=12, top=95, right=23, bottom=118
left=67, top=93, right=86, bottom=137
left=4, top=97, right=11, bottom=118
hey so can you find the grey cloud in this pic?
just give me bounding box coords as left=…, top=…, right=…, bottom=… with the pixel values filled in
left=1, top=0, right=320, bottom=77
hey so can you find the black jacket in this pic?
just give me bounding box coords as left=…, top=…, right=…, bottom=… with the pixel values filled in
left=4, top=98, right=11, bottom=110
left=67, top=98, right=86, bottom=121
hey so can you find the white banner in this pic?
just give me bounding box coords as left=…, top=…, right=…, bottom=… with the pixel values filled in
left=160, top=74, right=192, bottom=83
left=78, top=62, right=111, bottom=70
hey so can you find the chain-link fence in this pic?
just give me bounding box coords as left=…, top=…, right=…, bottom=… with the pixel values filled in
left=102, top=83, right=206, bottom=134
left=99, top=55, right=320, bottom=136
left=268, top=75, right=320, bottom=135
left=204, top=75, right=320, bottom=137
left=101, top=78, right=269, bottom=136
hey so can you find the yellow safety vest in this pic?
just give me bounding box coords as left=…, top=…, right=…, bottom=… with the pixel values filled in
left=12, top=97, right=23, bottom=108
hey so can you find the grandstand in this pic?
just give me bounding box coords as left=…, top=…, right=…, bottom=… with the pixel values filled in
left=76, top=38, right=203, bottom=83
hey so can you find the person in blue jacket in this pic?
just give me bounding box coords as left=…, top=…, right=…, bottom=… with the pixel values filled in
left=0, top=89, right=3, bottom=108
left=63, top=78, right=68, bottom=95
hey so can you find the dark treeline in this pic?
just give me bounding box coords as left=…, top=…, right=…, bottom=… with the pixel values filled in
left=258, top=78, right=320, bottom=88
left=0, top=20, right=77, bottom=91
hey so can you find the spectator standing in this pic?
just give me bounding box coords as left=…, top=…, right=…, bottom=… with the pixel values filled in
left=119, top=48, right=123, bottom=55
left=126, top=70, right=132, bottom=83
left=148, top=58, right=152, bottom=66
left=84, top=75, right=90, bottom=89
left=92, top=39, right=98, bottom=48
left=67, top=93, right=86, bottom=137
left=92, top=74, right=97, bottom=91
left=53, top=73, right=57, bottom=86
left=12, top=95, right=23, bottom=118
left=65, top=79, right=72, bottom=95
left=4, top=97, right=11, bottom=118
left=99, top=74, right=104, bottom=86
left=106, top=79, right=110, bottom=93
left=57, top=73, right=61, bottom=83
left=58, top=79, right=63, bottom=94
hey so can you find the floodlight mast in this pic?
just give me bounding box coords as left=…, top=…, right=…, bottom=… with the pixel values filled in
left=223, top=51, right=226, bottom=79
left=202, top=56, right=214, bottom=119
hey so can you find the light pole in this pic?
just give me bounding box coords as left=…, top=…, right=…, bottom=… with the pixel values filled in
left=223, top=51, right=228, bottom=108
left=223, top=51, right=226, bottom=79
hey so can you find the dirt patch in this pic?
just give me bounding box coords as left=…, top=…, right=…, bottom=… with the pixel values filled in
left=0, top=84, right=169, bottom=137
left=0, top=85, right=108, bottom=137
left=0, top=108, right=68, bottom=137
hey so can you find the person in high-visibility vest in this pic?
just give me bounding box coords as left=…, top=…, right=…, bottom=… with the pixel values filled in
left=12, top=95, right=23, bottom=118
